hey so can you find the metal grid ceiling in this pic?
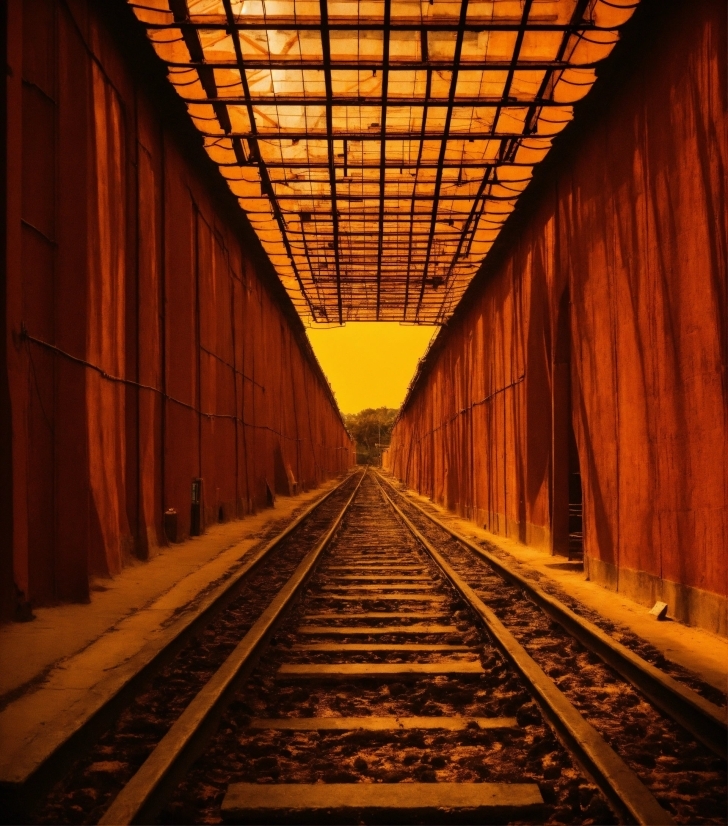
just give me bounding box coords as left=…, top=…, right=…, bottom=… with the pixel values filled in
left=130, top=0, right=638, bottom=325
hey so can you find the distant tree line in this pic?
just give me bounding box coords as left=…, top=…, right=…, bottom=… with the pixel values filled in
left=344, top=407, right=398, bottom=465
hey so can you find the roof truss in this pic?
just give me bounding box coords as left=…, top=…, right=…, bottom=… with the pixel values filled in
left=131, top=0, right=637, bottom=324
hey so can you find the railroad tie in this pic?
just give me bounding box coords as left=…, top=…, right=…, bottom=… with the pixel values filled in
left=330, top=562, right=423, bottom=567
left=324, top=574, right=432, bottom=580
left=330, top=563, right=425, bottom=569
left=221, top=782, right=544, bottom=822
left=333, top=561, right=416, bottom=567
left=296, top=624, right=459, bottom=635
left=321, top=584, right=433, bottom=591
left=247, top=716, right=518, bottom=731
left=319, top=593, right=448, bottom=601
left=291, top=643, right=471, bottom=651
left=276, top=662, right=485, bottom=678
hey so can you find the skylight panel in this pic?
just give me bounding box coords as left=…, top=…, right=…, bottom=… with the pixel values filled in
left=130, top=0, right=639, bottom=324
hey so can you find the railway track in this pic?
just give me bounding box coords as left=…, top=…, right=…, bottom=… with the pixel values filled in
left=34, top=470, right=726, bottom=825
left=375, top=472, right=727, bottom=758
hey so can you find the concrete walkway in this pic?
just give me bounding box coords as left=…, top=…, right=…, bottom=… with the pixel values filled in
left=0, top=480, right=339, bottom=707
left=1, top=469, right=724, bottom=793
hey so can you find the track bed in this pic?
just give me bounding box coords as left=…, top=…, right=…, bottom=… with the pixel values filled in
left=33, top=472, right=726, bottom=825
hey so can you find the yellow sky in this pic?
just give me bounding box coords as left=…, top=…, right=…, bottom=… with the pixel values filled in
left=306, top=323, right=436, bottom=414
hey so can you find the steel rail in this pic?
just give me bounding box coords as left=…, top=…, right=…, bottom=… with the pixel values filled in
left=0, top=472, right=358, bottom=816
left=375, top=471, right=728, bottom=760
left=100, top=470, right=366, bottom=825
left=373, top=474, right=673, bottom=826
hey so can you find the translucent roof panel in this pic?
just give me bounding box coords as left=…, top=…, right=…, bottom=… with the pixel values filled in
left=131, top=0, right=639, bottom=324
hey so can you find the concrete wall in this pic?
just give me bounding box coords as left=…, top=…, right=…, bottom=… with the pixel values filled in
left=1, top=0, right=353, bottom=618
left=387, top=0, right=727, bottom=634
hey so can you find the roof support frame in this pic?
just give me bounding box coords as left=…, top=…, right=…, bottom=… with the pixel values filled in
left=319, top=0, right=344, bottom=323
left=183, top=95, right=573, bottom=107
left=228, top=161, right=534, bottom=171
left=167, top=0, right=233, bottom=134
left=244, top=193, right=520, bottom=202
left=375, top=0, right=393, bottom=320
left=412, top=0, right=471, bottom=321
left=217, top=0, right=315, bottom=318
left=200, top=129, right=564, bottom=141
left=145, top=17, right=606, bottom=34
left=403, top=66, right=432, bottom=319
left=432, top=0, right=535, bottom=319
left=166, top=58, right=598, bottom=71
left=128, top=0, right=635, bottom=324
left=433, top=0, right=593, bottom=322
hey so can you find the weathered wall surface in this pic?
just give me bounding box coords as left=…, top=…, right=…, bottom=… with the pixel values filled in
left=1, top=0, right=353, bottom=617
left=387, top=0, right=727, bottom=634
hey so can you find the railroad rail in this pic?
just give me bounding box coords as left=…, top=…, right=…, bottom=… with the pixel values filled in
left=33, top=470, right=726, bottom=825
left=4, top=469, right=361, bottom=820
left=375, top=471, right=728, bottom=760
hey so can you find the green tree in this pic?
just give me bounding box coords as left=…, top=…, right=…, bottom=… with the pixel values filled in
left=344, top=407, right=398, bottom=466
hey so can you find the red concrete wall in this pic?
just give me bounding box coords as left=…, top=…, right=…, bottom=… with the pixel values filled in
left=388, top=0, right=727, bottom=633
left=1, top=0, right=353, bottom=617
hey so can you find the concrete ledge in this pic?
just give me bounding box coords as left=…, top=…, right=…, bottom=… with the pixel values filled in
left=586, top=557, right=727, bottom=637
